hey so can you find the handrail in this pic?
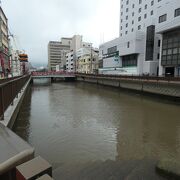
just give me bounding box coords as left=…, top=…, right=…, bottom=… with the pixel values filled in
left=75, top=73, right=180, bottom=82
left=0, top=75, right=31, bottom=120
left=0, top=76, right=22, bottom=84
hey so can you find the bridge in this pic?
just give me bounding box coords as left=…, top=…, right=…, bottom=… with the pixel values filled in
left=31, top=71, right=75, bottom=78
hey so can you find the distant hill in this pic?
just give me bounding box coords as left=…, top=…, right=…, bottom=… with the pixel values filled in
left=31, top=62, right=47, bottom=68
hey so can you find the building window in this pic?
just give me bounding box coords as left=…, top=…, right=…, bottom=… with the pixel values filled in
left=138, top=16, right=141, bottom=21
left=132, top=12, right=135, bottom=16
left=138, top=25, right=141, bottom=30
left=126, top=16, right=128, bottom=20
left=151, top=10, right=154, bottom=15
left=139, top=0, right=142, bottom=4
left=122, top=54, right=138, bottom=67
left=145, top=4, right=147, bottom=9
left=144, top=14, right=147, bottom=19
left=175, top=8, right=180, bottom=17
left=158, top=40, right=161, bottom=47
left=132, top=20, right=134, bottom=24
left=126, top=23, right=128, bottom=27
left=139, top=8, right=141, bottom=13
left=127, top=41, right=130, bottom=48
left=151, top=1, right=154, bottom=6
left=159, top=14, right=167, bottom=23
left=145, top=25, right=155, bottom=61
left=107, top=46, right=117, bottom=54
left=157, top=53, right=160, bottom=59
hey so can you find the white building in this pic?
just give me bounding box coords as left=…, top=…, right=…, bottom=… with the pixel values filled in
left=66, top=51, right=74, bottom=72
left=11, top=50, right=21, bottom=77
left=99, top=0, right=180, bottom=77
left=156, top=0, right=180, bottom=76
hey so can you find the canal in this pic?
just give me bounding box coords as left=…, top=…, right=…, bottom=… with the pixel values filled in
left=13, top=81, right=180, bottom=179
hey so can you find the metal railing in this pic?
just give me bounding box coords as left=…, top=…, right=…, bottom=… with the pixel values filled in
left=0, top=75, right=31, bottom=120
left=31, top=71, right=75, bottom=76
left=0, top=76, right=22, bottom=84
left=75, top=73, right=180, bottom=82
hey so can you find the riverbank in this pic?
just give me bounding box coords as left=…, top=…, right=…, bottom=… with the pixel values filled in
left=76, top=74, right=180, bottom=102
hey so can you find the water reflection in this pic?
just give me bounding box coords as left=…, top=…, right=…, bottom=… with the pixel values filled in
left=13, top=82, right=180, bottom=179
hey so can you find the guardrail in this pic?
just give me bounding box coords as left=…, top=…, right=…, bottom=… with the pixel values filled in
left=0, top=76, right=22, bottom=84
left=75, top=73, right=180, bottom=82
left=0, top=75, right=31, bottom=120
left=31, top=71, right=74, bottom=76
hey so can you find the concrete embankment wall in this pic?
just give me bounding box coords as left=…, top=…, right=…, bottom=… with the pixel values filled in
left=77, top=76, right=180, bottom=99
left=1, top=77, right=32, bottom=129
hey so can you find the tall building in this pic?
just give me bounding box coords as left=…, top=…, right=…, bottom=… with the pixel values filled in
left=99, top=0, right=180, bottom=77
left=157, top=0, right=180, bottom=76
left=48, top=38, right=72, bottom=71
left=49, top=35, right=95, bottom=72
left=0, top=6, right=9, bottom=78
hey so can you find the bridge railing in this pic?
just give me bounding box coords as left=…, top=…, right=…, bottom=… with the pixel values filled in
left=31, top=71, right=74, bottom=76
left=0, top=75, right=31, bottom=120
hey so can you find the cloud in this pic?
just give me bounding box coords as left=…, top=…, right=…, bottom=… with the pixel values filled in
left=2, top=0, right=119, bottom=65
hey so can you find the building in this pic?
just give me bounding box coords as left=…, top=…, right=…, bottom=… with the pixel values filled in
left=99, top=0, right=180, bottom=76
left=10, top=49, right=21, bottom=77
left=48, top=35, right=94, bottom=72
left=48, top=38, right=72, bottom=71
left=66, top=51, right=74, bottom=72
left=0, top=6, right=9, bottom=78
left=76, top=48, right=99, bottom=74
left=157, top=0, right=180, bottom=77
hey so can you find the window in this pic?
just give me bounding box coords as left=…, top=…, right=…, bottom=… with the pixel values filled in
left=151, top=1, right=154, bottom=6
left=107, top=46, right=117, bottom=54
left=132, top=20, right=134, bottom=24
left=126, top=16, right=128, bottom=20
left=158, top=40, right=161, bottom=47
left=132, top=12, right=135, bottom=16
left=144, top=14, right=147, bottom=19
left=139, top=0, right=142, bottom=4
left=159, top=14, right=167, bottom=23
left=138, top=25, right=141, bottom=30
left=127, top=41, right=130, bottom=48
left=132, top=4, right=135, bottom=8
left=126, top=23, right=128, bottom=27
left=145, top=4, right=147, bottom=9
left=151, top=10, right=153, bottom=15
left=175, top=8, right=180, bottom=17
left=157, top=53, right=160, bottom=59
left=138, top=16, right=141, bottom=21
left=122, top=54, right=138, bottom=67
left=139, top=8, right=141, bottom=13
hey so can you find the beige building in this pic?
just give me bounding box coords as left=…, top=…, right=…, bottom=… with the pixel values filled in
left=0, top=6, right=9, bottom=78
left=48, top=38, right=72, bottom=71
left=76, top=49, right=99, bottom=74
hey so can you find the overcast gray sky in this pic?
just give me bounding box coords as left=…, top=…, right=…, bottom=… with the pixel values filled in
left=2, top=0, right=120, bottom=66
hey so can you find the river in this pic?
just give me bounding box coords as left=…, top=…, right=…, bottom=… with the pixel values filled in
left=13, top=81, right=180, bottom=179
